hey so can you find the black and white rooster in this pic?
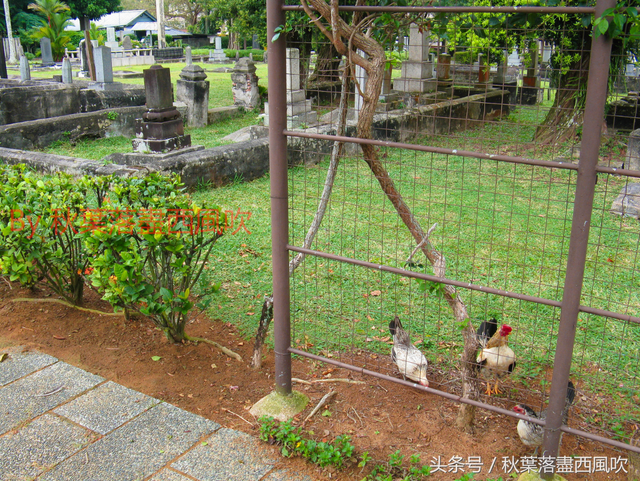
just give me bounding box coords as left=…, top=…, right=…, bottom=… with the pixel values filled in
left=389, top=316, right=429, bottom=387
left=513, top=380, right=576, bottom=455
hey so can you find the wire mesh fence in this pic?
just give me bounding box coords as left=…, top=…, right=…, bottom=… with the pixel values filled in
left=268, top=0, right=640, bottom=474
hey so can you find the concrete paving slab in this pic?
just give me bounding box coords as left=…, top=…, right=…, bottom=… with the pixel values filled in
left=0, top=413, right=95, bottom=480
left=0, top=347, right=58, bottom=386
left=148, top=468, right=195, bottom=481
left=0, top=361, right=104, bottom=435
left=54, top=380, right=159, bottom=434
left=171, top=428, right=276, bottom=481
left=40, top=402, right=220, bottom=481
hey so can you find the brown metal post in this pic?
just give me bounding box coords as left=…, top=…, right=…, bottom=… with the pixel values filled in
left=540, top=0, right=614, bottom=475
left=267, top=0, right=292, bottom=395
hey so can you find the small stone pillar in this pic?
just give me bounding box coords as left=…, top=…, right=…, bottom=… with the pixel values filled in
left=176, top=63, right=209, bottom=127
left=78, top=39, right=90, bottom=78
left=133, top=65, right=191, bottom=153
left=40, top=38, right=54, bottom=66
left=231, top=57, right=260, bottom=109
left=436, top=53, right=451, bottom=80
left=62, top=57, right=73, bottom=84
left=185, top=45, right=192, bottom=65
left=19, top=56, right=30, bottom=81
left=354, top=51, right=368, bottom=120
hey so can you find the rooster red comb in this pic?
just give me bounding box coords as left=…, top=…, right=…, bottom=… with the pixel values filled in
left=500, top=324, right=512, bottom=336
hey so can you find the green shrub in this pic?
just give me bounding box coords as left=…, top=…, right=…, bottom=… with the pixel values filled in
left=0, top=166, right=225, bottom=339
left=224, top=49, right=264, bottom=62
left=81, top=173, right=225, bottom=342
left=0, top=165, right=93, bottom=304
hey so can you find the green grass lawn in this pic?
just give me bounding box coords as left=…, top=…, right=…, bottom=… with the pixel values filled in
left=26, top=61, right=269, bottom=110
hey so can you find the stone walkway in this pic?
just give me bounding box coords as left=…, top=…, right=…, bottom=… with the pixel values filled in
left=0, top=347, right=311, bottom=481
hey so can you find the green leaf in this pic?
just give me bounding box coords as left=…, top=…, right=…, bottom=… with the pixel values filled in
left=598, top=18, right=609, bottom=35
left=114, top=264, right=128, bottom=282
left=582, top=14, right=592, bottom=28
left=322, top=410, right=331, bottom=417
left=151, top=356, right=161, bottom=361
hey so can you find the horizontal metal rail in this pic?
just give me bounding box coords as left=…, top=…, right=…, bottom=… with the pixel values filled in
left=283, top=5, right=596, bottom=14
left=285, top=130, right=640, bottom=179
left=289, top=347, right=640, bottom=454
left=287, top=245, right=640, bottom=325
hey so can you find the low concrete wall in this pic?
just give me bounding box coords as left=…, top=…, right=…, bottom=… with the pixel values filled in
left=0, top=82, right=145, bottom=126
left=0, top=106, right=147, bottom=150
left=366, top=90, right=510, bottom=143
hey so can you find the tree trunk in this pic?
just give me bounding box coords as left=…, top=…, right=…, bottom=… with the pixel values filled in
left=533, top=54, right=590, bottom=145
left=308, top=42, right=341, bottom=84
left=3, top=0, right=17, bottom=64
left=83, top=30, right=96, bottom=81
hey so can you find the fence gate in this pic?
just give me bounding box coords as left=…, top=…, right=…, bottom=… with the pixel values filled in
left=267, top=0, right=640, bottom=476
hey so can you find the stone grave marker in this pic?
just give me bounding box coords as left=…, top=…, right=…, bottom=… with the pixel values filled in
left=177, top=61, right=209, bottom=127
left=19, top=55, right=30, bottom=81
left=122, top=36, right=133, bottom=50
left=78, top=39, right=90, bottom=77
left=133, top=65, right=191, bottom=153
left=394, top=23, right=435, bottom=93
left=231, top=57, right=260, bottom=109
left=40, top=38, right=55, bottom=66
left=252, top=34, right=260, bottom=50
left=185, top=46, right=192, bottom=65
left=62, top=57, right=73, bottom=84
left=106, top=27, right=121, bottom=52
left=264, top=48, right=316, bottom=128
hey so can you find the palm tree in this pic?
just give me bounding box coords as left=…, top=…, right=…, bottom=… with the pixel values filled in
left=28, top=0, right=69, bottom=25
left=28, top=0, right=71, bottom=61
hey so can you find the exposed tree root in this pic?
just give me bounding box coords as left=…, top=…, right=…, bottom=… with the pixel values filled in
left=10, top=297, right=123, bottom=317
left=185, top=335, right=243, bottom=362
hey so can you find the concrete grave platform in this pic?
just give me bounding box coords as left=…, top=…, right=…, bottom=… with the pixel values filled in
left=0, top=347, right=314, bottom=481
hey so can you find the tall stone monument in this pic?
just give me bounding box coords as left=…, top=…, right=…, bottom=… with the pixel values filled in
left=394, top=24, right=435, bottom=93
left=40, top=38, right=55, bottom=67
left=264, top=48, right=317, bottom=128
left=105, top=27, right=121, bottom=52
left=133, top=65, right=191, bottom=153
left=176, top=58, right=210, bottom=127
left=209, top=36, right=226, bottom=63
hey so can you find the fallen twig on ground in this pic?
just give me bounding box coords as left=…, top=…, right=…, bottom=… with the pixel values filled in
left=302, top=390, right=337, bottom=426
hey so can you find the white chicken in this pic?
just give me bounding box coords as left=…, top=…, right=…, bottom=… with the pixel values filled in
left=389, top=316, right=429, bottom=387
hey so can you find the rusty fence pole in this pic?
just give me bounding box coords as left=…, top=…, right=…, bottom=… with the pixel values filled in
left=267, top=0, right=292, bottom=396
left=541, top=0, right=615, bottom=475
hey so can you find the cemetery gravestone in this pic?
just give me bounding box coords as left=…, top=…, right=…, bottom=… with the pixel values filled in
left=40, top=38, right=55, bottom=66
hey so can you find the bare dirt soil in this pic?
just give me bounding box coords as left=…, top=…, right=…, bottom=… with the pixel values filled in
left=0, top=281, right=630, bottom=481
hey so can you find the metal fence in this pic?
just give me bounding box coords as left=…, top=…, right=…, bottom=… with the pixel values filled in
left=267, top=0, right=640, bottom=474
